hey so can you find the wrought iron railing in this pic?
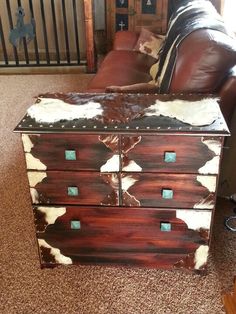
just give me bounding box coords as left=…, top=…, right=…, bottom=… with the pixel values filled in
left=0, top=0, right=93, bottom=68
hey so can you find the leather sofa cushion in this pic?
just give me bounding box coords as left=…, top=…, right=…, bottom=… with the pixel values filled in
left=113, top=31, right=140, bottom=51
left=170, top=29, right=236, bottom=93
left=87, top=50, right=155, bottom=92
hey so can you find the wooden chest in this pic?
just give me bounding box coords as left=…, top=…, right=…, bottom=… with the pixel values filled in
left=15, top=93, right=229, bottom=272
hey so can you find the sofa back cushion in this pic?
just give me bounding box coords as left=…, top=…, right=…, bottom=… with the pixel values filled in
left=169, top=29, right=236, bottom=93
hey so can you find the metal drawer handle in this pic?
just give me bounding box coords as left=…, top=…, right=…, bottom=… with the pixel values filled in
left=162, top=189, right=173, bottom=199
left=71, top=220, right=81, bottom=230
left=164, top=151, right=176, bottom=163
left=160, top=222, right=171, bottom=232
left=65, top=150, right=77, bottom=161
left=68, top=186, right=79, bottom=196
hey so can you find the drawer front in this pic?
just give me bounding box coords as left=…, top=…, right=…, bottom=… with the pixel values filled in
left=121, top=135, right=222, bottom=174
left=34, top=206, right=210, bottom=271
left=22, top=134, right=119, bottom=171
left=121, top=173, right=216, bottom=208
left=27, top=171, right=119, bottom=206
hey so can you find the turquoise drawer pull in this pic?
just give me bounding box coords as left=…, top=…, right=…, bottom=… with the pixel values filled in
left=71, top=220, right=81, bottom=230
left=68, top=186, right=79, bottom=196
left=164, top=151, right=176, bottom=163
left=160, top=222, right=171, bottom=232
left=162, top=189, right=173, bottom=199
left=65, top=150, right=77, bottom=160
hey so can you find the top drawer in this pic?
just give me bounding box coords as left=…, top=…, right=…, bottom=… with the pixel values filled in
left=22, top=133, right=119, bottom=171
left=122, top=135, right=222, bottom=174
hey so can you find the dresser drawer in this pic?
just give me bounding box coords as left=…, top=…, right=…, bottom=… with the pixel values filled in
left=121, top=173, right=217, bottom=208
left=34, top=206, right=210, bottom=270
left=27, top=171, right=119, bottom=206
left=22, top=134, right=119, bottom=171
left=121, top=135, right=222, bottom=174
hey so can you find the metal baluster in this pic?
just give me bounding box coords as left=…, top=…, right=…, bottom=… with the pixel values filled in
left=61, top=0, right=70, bottom=64
left=17, top=0, right=29, bottom=64
left=40, top=0, right=50, bottom=64
left=28, top=0, right=40, bottom=65
left=72, top=0, right=80, bottom=64
left=51, top=0, right=60, bottom=64
left=0, top=16, right=9, bottom=65
left=5, top=0, right=19, bottom=65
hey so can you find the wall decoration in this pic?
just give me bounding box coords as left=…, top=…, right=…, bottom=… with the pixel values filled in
left=9, top=7, right=35, bottom=47
left=142, top=0, right=157, bottom=14
left=116, top=0, right=128, bottom=8
left=115, top=14, right=129, bottom=31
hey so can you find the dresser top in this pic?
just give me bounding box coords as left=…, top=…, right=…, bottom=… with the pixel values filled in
left=14, top=93, right=230, bottom=136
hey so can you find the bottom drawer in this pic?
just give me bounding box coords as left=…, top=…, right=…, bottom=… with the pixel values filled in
left=34, top=206, right=212, bottom=272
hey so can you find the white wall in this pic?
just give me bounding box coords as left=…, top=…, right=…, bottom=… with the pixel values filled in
left=223, top=0, right=236, bottom=32
left=94, top=0, right=105, bottom=30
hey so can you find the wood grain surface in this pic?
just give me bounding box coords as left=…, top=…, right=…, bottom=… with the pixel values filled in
left=28, top=171, right=119, bottom=206
left=35, top=206, right=208, bottom=269
left=122, top=173, right=216, bottom=208
left=24, top=134, right=118, bottom=170
left=122, top=135, right=221, bottom=174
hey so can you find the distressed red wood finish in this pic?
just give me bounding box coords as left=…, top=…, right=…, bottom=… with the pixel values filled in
left=121, top=135, right=221, bottom=173
left=122, top=173, right=216, bottom=208
left=34, top=206, right=210, bottom=269
left=23, top=134, right=119, bottom=171
left=14, top=93, right=230, bottom=273
left=28, top=171, right=119, bottom=206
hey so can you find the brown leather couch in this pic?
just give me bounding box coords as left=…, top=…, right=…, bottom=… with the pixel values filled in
left=87, top=1, right=236, bottom=197
left=87, top=29, right=236, bottom=126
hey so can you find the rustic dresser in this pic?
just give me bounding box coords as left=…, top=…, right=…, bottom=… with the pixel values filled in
left=15, top=93, right=229, bottom=272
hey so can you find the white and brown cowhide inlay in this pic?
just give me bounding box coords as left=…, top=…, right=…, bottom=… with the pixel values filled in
left=174, top=245, right=209, bottom=271
left=194, top=175, right=216, bottom=209
left=28, top=171, right=47, bottom=187
left=198, top=138, right=221, bottom=174
left=100, top=154, right=120, bottom=172
left=196, top=175, right=216, bottom=193
left=28, top=172, right=47, bottom=204
left=194, top=245, right=209, bottom=270
left=144, top=98, right=220, bottom=126
left=122, top=160, right=142, bottom=172
left=99, top=135, right=119, bottom=153
left=99, top=135, right=120, bottom=172
left=176, top=210, right=211, bottom=231
left=26, top=94, right=222, bottom=128
left=38, top=239, right=72, bottom=265
left=27, top=97, right=103, bottom=123
left=121, top=136, right=142, bottom=172
left=22, top=134, right=46, bottom=170
left=121, top=174, right=140, bottom=207
left=101, top=173, right=120, bottom=206
left=37, top=207, right=66, bottom=226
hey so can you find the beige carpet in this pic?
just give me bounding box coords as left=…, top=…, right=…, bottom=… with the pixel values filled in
left=0, top=74, right=235, bottom=314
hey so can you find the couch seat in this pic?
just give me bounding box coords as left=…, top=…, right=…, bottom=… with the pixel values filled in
left=87, top=50, right=156, bottom=92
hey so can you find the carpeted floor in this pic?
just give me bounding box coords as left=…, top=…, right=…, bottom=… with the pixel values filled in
left=0, top=74, right=235, bottom=314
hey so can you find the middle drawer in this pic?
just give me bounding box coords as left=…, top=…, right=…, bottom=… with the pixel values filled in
left=28, top=171, right=216, bottom=208
left=27, top=171, right=120, bottom=206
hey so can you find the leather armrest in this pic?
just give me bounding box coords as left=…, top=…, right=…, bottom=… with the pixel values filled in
left=105, top=83, right=158, bottom=94
left=219, top=66, right=236, bottom=126
left=113, top=31, right=140, bottom=51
